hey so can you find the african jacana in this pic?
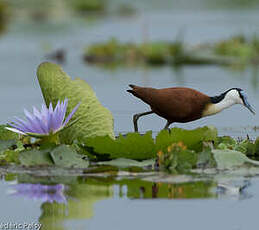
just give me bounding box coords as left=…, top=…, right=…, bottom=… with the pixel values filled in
left=127, top=85, right=255, bottom=132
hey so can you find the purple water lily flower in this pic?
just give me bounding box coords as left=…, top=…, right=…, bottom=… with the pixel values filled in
left=10, top=183, right=67, bottom=204
left=6, top=98, right=80, bottom=137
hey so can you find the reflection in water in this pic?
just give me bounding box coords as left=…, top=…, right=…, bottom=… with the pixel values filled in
left=10, top=183, right=67, bottom=204
left=216, top=180, right=251, bottom=200
left=39, top=178, right=114, bottom=230
left=6, top=175, right=252, bottom=230
left=116, top=179, right=215, bottom=199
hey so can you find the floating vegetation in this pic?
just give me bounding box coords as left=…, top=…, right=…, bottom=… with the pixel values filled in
left=84, top=36, right=259, bottom=68
left=0, top=1, right=8, bottom=34
left=116, top=3, right=136, bottom=16
left=2, top=62, right=259, bottom=177
left=213, top=34, right=259, bottom=62
left=84, top=38, right=185, bottom=66
left=67, top=0, right=106, bottom=13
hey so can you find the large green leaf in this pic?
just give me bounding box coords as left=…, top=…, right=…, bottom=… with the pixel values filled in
left=84, top=127, right=217, bottom=160
left=155, top=126, right=217, bottom=152
left=212, top=149, right=259, bottom=170
left=50, top=145, right=89, bottom=168
left=36, top=62, right=114, bottom=143
left=19, top=149, right=54, bottom=166
left=85, top=131, right=156, bottom=160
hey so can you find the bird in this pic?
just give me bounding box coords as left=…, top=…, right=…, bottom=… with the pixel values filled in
left=127, top=85, right=255, bottom=132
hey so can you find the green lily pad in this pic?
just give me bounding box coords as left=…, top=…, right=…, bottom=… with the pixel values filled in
left=50, top=145, right=89, bottom=168
left=37, top=62, right=114, bottom=144
left=156, top=126, right=217, bottom=152
left=97, top=158, right=155, bottom=168
left=212, top=149, right=259, bottom=170
left=19, top=149, right=54, bottom=166
left=84, top=127, right=217, bottom=160
left=85, top=131, right=156, bottom=160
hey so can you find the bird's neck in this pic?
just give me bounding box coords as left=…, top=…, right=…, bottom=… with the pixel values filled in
left=202, top=96, right=236, bottom=117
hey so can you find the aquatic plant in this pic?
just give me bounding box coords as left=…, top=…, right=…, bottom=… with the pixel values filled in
left=214, top=35, right=254, bottom=59
left=69, top=0, right=106, bottom=13
left=37, top=62, right=115, bottom=142
left=157, top=142, right=198, bottom=173
left=84, top=38, right=185, bottom=66
left=6, top=98, right=80, bottom=137
left=84, top=35, right=259, bottom=68
left=0, top=1, right=8, bottom=34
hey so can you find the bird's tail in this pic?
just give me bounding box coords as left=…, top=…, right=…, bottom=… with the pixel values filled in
left=127, top=84, right=138, bottom=96
left=127, top=84, right=154, bottom=105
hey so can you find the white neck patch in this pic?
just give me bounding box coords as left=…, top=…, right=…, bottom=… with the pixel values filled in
left=202, top=89, right=243, bottom=117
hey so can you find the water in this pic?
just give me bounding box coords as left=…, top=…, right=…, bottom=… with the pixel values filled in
left=0, top=173, right=257, bottom=230
left=1, top=1, right=259, bottom=229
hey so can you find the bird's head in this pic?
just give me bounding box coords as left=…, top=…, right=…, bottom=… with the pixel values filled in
left=224, top=88, right=255, bottom=114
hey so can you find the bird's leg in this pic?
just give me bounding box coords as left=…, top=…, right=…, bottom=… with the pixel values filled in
left=133, top=111, right=154, bottom=132
left=163, top=121, right=171, bottom=132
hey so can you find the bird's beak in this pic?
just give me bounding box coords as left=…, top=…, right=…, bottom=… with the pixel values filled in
left=240, top=90, right=255, bottom=115
left=243, top=98, right=256, bottom=115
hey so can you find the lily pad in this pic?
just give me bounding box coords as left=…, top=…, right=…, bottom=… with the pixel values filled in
left=85, top=131, right=156, bottom=160
left=97, top=158, right=155, bottom=168
left=50, top=145, right=89, bottom=168
left=212, top=149, right=259, bottom=170
left=37, top=62, right=114, bottom=144
left=156, top=126, right=217, bottom=152
left=19, top=149, right=54, bottom=166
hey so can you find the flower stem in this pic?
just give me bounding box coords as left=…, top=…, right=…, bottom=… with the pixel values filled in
left=40, top=133, right=60, bottom=145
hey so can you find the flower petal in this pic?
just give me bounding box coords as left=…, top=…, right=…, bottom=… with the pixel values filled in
left=8, top=98, right=77, bottom=137
left=63, top=102, right=81, bottom=127
left=60, top=98, right=68, bottom=124
left=52, top=100, right=63, bottom=131
left=41, top=103, right=50, bottom=132
left=5, top=127, right=27, bottom=135
left=24, top=109, right=45, bottom=134
left=12, top=117, right=33, bottom=133
left=33, top=107, right=49, bottom=134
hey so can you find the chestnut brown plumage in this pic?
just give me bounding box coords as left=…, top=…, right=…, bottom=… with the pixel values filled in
left=127, top=84, right=255, bottom=132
